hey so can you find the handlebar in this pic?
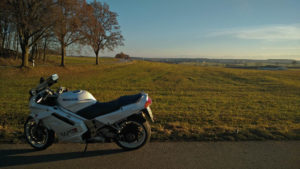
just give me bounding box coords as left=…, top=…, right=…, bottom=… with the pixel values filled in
left=30, top=74, right=59, bottom=96
left=35, top=89, right=52, bottom=103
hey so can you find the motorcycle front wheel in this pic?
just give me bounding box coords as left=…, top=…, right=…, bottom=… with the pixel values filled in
left=24, top=117, right=55, bottom=150
left=116, top=119, right=151, bottom=150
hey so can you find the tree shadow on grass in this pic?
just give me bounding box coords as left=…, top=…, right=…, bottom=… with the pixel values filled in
left=0, top=147, right=124, bottom=167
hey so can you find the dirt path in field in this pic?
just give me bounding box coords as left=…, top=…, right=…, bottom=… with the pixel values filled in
left=0, top=141, right=299, bottom=169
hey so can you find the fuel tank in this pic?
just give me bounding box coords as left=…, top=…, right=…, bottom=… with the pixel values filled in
left=57, top=90, right=97, bottom=112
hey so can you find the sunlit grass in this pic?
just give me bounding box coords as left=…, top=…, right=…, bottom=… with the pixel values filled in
left=0, top=57, right=299, bottom=142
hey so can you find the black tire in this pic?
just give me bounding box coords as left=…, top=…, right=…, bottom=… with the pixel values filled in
left=24, top=117, right=55, bottom=150
left=116, top=120, right=151, bottom=151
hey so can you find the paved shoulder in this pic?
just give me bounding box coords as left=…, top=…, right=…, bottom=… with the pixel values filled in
left=0, top=141, right=299, bottom=169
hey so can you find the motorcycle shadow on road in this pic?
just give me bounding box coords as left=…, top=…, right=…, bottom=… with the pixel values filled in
left=0, top=147, right=125, bottom=167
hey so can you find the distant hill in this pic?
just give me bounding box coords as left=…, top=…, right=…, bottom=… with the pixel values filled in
left=132, top=57, right=297, bottom=65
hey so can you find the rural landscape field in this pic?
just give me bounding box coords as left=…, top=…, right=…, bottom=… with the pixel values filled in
left=0, top=56, right=299, bottom=142
left=1, top=1, right=300, bottom=168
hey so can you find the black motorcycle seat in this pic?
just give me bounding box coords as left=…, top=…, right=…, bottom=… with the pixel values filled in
left=76, top=93, right=143, bottom=119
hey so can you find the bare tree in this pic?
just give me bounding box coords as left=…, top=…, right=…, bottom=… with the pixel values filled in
left=53, top=0, right=84, bottom=66
left=41, top=32, right=56, bottom=62
left=0, top=20, right=9, bottom=50
left=7, top=0, right=55, bottom=67
left=13, top=31, right=19, bottom=59
left=0, top=1, right=19, bottom=59
left=0, top=1, right=11, bottom=50
left=81, top=1, right=124, bottom=65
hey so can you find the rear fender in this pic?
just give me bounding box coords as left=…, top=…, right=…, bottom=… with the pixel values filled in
left=142, top=108, right=154, bottom=122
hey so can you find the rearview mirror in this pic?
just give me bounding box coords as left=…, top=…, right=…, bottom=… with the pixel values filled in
left=40, top=77, right=45, bottom=84
left=51, top=74, right=59, bottom=81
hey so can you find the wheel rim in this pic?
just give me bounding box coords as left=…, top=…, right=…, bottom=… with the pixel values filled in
left=118, top=121, right=146, bottom=149
left=25, top=118, right=48, bottom=148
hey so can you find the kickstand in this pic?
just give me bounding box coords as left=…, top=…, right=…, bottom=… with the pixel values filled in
left=83, top=142, right=88, bottom=153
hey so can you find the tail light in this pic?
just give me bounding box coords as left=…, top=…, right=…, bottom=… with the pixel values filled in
left=144, top=97, right=152, bottom=108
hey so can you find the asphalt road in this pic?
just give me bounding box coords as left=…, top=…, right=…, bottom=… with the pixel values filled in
left=0, top=141, right=299, bottom=169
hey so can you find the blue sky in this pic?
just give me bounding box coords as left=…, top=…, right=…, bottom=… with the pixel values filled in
left=79, top=0, right=300, bottom=59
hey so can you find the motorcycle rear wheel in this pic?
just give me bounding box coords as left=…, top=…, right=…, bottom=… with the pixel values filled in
left=116, top=119, right=151, bottom=150
left=24, top=117, right=55, bottom=150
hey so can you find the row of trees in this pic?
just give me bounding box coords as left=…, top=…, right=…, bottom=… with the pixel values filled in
left=0, top=0, right=124, bottom=67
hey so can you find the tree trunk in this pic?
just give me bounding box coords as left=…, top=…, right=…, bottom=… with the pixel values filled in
left=2, top=21, right=8, bottom=49
left=21, top=45, right=29, bottom=67
left=43, top=37, right=47, bottom=62
left=14, top=33, right=19, bottom=60
left=15, top=43, right=19, bottom=60
left=37, top=45, right=40, bottom=60
left=61, top=42, right=65, bottom=66
left=30, top=44, right=36, bottom=60
left=96, top=53, right=99, bottom=65
left=6, top=29, right=11, bottom=49
left=2, top=32, right=6, bottom=49
left=95, top=49, right=99, bottom=65
left=15, top=37, right=19, bottom=60
left=43, top=45, right=46, bottom=62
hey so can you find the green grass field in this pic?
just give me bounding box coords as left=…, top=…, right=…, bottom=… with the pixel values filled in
left=0, top=56, right=299, bottom=142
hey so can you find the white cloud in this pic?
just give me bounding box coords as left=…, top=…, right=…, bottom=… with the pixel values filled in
left=209, top=24, right=300, bottom=41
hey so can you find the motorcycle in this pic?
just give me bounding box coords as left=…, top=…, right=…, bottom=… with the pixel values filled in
left=24, top=74, right=154, bottom=151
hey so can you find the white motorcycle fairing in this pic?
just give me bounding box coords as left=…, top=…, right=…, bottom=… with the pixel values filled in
left=29, top=90, right=150, bottom=143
